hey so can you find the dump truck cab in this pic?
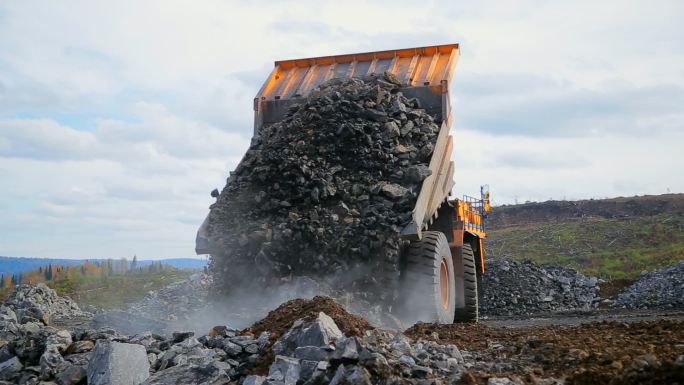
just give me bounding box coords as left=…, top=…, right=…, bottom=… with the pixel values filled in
left=197, top=44, right=489, bottom=323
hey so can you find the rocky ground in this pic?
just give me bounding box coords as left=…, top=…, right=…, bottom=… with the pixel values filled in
left=479, top=260, right=600, bottom=317
left=614, top=260, right=684, bottom=309
left=0, top=282, right=683, bottom=385
left=0, top=258, right=684, bottom=385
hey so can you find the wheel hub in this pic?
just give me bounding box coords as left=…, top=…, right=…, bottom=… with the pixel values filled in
left=439, top=258, right=450, bottom=309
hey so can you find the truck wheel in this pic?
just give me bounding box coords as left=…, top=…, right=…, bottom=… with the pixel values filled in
left=400, top=231, right=455, bottom=324
left=453, top=243, right=479, bottom=322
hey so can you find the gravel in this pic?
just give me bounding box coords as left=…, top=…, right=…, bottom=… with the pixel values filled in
left=206, top=74, right=442, bottom=303
left=0, top=284, right=470, bottom=385
left=1, top=281, right=681, bottom=385
left=479, top=259, right=600, bottom=316
left=614, top=261, right=684, bottom=309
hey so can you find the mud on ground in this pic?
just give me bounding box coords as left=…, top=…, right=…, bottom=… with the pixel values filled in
left=407, top=318, right=684, bottom=385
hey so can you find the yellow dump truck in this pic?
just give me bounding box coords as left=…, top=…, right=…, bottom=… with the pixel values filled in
left=197, top=44, right=490, bottom=323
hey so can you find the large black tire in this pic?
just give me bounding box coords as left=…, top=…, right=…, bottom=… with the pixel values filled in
left=399, top=231, right=455, bottom=324
left=453, top=243, right=479, bottom=322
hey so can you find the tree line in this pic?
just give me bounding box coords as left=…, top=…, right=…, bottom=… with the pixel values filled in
left=1, top=256, right=171, bottom=289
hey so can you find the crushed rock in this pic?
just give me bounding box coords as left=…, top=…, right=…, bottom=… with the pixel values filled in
left=614, top=260, right=684, bottom=309
left=480, top=259, right=600, bottom=316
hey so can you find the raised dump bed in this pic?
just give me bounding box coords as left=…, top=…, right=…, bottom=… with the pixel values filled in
left=252, top=44, right=460, bottom=240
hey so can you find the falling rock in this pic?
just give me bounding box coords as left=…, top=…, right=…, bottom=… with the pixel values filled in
left=0, top=356, right=22, bottom=381
left=87, top=341, right=150, bottom=385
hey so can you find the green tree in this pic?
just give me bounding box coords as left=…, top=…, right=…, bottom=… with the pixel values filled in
left=130, top=255, right=138, bottom=272
left=46, top=264, right=53, bottom=280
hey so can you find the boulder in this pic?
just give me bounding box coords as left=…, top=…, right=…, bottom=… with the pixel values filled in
left=55, top=365, right=86, bottom=385
left=0, top=356, right=22, bottom=381
left=142, top=363, right=227, bottom=385
left=273, top=312, right=344, bottom=356
left=268, top=356, right=301, bottom=385
left=87, top=341, right=149, bottom=385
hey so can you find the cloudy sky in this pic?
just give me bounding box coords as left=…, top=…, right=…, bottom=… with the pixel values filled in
left=1, top=1, right=683, bottom=259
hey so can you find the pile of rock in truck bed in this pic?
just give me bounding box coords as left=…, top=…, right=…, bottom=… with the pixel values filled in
left=0, top=284, right=471, bottom=385
left=206, top=74, right=441, bottom=300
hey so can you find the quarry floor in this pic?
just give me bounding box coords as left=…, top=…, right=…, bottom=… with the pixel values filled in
left=407, top=312, right=684, bottom=384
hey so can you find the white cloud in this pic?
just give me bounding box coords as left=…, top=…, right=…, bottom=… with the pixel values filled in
left=0, top=0, right=682, bottom=258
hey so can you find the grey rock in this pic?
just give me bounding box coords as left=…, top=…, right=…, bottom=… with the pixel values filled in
left=273, top=312, right=344, bottom=356
left=332, top=337, right=361, bottom=362
left=384, top=121, right=400, bottom=138
left=222, top=341, right=242, bottom=356
left=66, top=340, right=94, bottom=354
left=87, top=341, right=149, bottom=385
left=615, top=261, right=684, bottom=309
left=229, top=335, right=256, bottom=347
left=294, top=346, right=331, bottom=361
left=405, top=164, right=432, bottom=183
left=488, top=378, right=518, bottom=385
left=171, top=331, right=193, bottom=343
left=268, top=356, right=300, bottom=385
left=45, top=330, right=72, bottom=353
left=141, top=363, right=226, bottom=385
left=299, top=360, right=319, bottom=381
left=0, top=356, right=22, bottom=381
left=330, top=365, right=372, bottom=385
left=480, top=259, right=600, bottom=316
left=243, top=375, right=266, bottom=385
left=380, top=184, right=409, bottom=200
left=40, top=347, right=67, bottom=380
left=55, top=366, right=86, bottom=385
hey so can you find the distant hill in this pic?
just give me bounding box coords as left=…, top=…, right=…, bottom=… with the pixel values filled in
left=0, top=256, right=207, bottom=276
left=485, top=194, right=684, bottom=279
left=488, top=194, right=684, bottom=229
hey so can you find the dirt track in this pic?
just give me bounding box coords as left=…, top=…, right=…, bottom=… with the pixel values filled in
left=407, top=313, right=684, bottom=385
left=481, top=308, right=684, bottom=328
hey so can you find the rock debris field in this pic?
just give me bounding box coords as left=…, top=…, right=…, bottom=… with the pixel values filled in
left=614, top=260, right=684, bottom=310
left=206, top=74, right=443, bottom=302
left=1, top=257, right=683, bottom=385
left=479, top=260, right=601, bottom=317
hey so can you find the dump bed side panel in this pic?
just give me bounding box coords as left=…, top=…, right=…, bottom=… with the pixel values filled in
left=254, top=44, right=459, bottom=134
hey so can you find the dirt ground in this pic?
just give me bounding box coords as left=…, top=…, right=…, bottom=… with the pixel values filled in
left=407, top=317, right=684, bottom=385
left=243, top=295, right=374, bottom=339
left=240, top=295, right=684, bottom=383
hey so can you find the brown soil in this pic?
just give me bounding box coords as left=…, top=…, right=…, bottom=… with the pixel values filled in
left=243, top=295, right=374, bottom=340
left=242, top=296, right=374, bottom=376
left=407, top=319, right=684, bottom=385
left=599, top=278, right=636, bottom=301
